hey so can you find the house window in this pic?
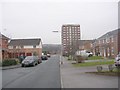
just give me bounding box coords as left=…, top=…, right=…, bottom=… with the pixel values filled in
left=33, top=45, right=36, bottom=48
left=111, top=47, right=114, bottom=55
left=13, top=46, right=16, bottom=49
left=4, top=40, right=7, bottom=44
left=111, top=36, right=114, bottom=42
left=21, top=46, right=24, bottom=48
left=106, top=38, right=110, bottom=43
left=99, top=40, right=101, bottom=44
left=102, top=40, right=104, bottom=43
left=103, top=39, right=106, bottom=44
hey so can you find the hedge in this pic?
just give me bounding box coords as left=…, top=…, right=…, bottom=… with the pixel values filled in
left=2, top=58, right=19, bottom=66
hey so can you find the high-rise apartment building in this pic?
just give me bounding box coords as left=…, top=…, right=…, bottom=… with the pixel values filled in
left=61, top=24, right=80, bottom=56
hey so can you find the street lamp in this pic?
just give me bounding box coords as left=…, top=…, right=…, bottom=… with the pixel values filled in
left=52, top=30, right=63, bottom=64
left=52, top=31, right=59, bottom=33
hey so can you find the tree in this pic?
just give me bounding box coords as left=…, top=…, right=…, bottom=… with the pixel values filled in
left=66, top=40, right=79, bottom=60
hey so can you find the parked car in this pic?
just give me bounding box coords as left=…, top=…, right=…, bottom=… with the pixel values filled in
left=115, top=54, right=120, bottom=66
left=86, top=51, right=93, bottom=57
left=21, top=56, right=40, bottom=67
left=41, top=55, right=48, bottom=60
left=47, top=54, right=51, bottom=57
left=75, top=50, right=93, bottom=57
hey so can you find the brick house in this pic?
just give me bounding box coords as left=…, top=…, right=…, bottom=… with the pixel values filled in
left=78, top=40, right=93, bottom=52
left=0, top=33, right=10, bottom=61
left=8, top=38, right=42, bottom=58
left=91, top=29, right=120, bottom=58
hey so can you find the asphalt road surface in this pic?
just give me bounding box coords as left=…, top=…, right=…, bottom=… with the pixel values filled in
left=2, top=55, right=61, bottom=88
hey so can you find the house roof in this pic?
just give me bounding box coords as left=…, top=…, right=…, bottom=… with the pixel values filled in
left=62, top=24, right=80, bottom=27
left=97, top=29, right=120, bottom=40
left=0, top=33, right=10, bottom=40
left=8, top=38, right=41, bottom=46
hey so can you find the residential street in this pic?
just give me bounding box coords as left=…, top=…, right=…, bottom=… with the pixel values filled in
left=2, top=55, right=119, bottom=89
left=61, top=57, right=118, bottom=88
left=2, top=55, right=61, bottom=88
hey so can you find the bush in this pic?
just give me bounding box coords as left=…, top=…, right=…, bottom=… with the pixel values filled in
left=2, top=58, right=19, bottom=66
left=97, top=66, right=103, bottom=72
left=76, top=56, right=85, bottom=63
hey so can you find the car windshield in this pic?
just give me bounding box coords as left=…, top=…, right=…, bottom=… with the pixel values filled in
left=24, top=56, right=33, bottom=60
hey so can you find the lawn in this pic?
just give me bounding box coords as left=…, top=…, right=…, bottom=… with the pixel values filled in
left=73, top=60, right=114, bottom=67
left=87, top=56, right=104, bottom=60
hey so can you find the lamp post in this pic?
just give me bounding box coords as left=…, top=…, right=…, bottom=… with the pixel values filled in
left=52, top=30, right=63, bottom=64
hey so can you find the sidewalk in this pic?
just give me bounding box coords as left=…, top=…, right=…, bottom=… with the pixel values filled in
left=60, top=57, right=118, bottom=88
left=0, top=64, right=21, bottom=70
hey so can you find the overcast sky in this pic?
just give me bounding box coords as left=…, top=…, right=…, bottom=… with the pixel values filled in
left=0, top=0, right=119, bottom=44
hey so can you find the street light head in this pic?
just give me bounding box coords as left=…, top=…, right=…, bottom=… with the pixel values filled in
left=52, top=31, right=59, bottom=33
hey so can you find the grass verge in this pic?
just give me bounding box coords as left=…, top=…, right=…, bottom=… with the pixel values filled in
left=87, top=56, right=104, bottom=60
left=73, top=60, right=114, bottom=67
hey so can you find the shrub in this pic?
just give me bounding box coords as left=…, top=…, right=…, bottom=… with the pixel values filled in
left=2, top=58, right=19, bottom=66
left=97, top=66, right=103, bottom=72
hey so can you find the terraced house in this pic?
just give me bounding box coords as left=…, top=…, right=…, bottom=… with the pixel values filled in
left=8, top=38, right=42, bottom=58
left=0, top=33, right=10, bottom=61
left=91, top=29, right=120, bottom=58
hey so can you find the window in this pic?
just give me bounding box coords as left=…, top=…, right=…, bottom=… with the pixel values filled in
left=33, top=45, right=36, bottom=48
left=111, top=36, right=114, bottom=42
left=111, top=47, right=114, bottom=55
left=106, top=38, right=110, bottom=43
left=91, top=44, right=93, bottom=47
left=99, top=40, right=101, bottom=44
left=4, top=40, right=7, bottom=44
left=21, top=46, right=24, bottom=48
left=102, top=39, right=106, bottom=44
left=8, top=46, right=13, bottom=49
left=13, top=46, right=16, bottom=49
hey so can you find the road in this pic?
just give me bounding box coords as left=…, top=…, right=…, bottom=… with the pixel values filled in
left=2, top=55, right=119, bottom=89
left=2, top=55, right=61, bottom=88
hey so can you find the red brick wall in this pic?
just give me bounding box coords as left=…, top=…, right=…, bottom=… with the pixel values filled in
left=2, top=39, right=9, bottom=49
left=2, top=38, right=9, bottom=59
left=9, top=48, right=42, bottom=58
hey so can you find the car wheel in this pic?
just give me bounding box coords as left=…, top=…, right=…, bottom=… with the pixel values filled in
left=33, top=63, right=35, bottom=67
left=21, top=64, right=24, bottom=67
left=36, top=62, right=38, bottom=65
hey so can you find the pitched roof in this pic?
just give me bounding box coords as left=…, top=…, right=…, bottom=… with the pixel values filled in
left=62, top=24, right=80, bottom=27
left=8, top=38, right=41, bottom=46
left=97, top=29, right=120, bottom=40
left=0, top=33, right=10, bottom=40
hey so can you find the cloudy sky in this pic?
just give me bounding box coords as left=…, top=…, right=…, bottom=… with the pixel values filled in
left=0, top=0, right=119, bottom=44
